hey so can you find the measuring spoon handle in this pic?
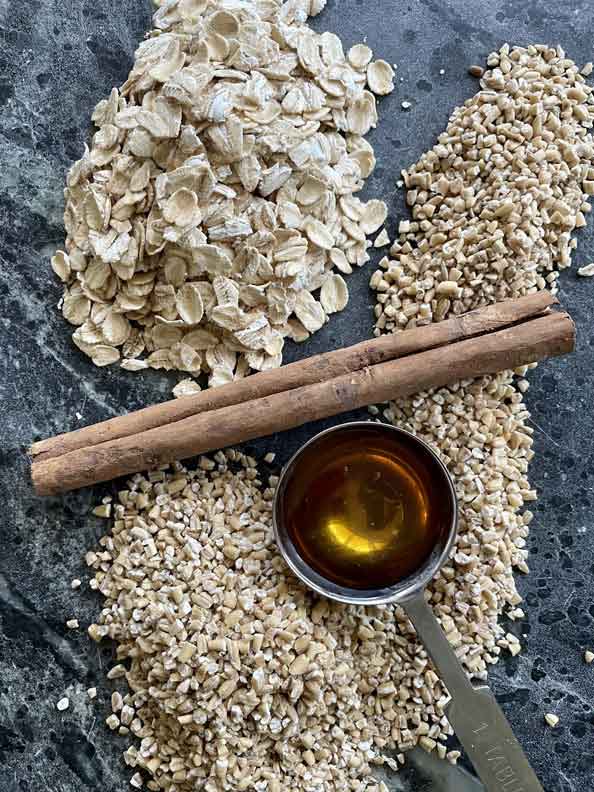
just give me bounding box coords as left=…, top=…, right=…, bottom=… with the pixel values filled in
left=402, top=593, right=543, bottom=792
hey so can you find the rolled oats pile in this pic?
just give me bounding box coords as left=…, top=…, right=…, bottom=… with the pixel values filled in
left=52, top=0, right=392, bottom=392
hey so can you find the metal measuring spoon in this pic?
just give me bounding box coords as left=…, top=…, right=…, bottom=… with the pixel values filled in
left=273, top=422, right=543, bottom=792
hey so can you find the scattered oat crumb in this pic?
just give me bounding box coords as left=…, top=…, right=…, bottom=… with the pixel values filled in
left=130, top=772, right=143, bottom=789
left=56, top=697, right=69, bottom=712
left=106, top=714, right=120, bottom=730
left=544, top=713, right=559, bottom=728
left=263, top=452, right=276, bottom=464
left=66, top=618, right=79, bottom=630
left=508, top=641, right=521, bottom=656
left=582, top=61, right=593, bottom=76
left=419, top=736, right=437, bottom=753
left=87, top=687, right=97, bottom=699
left=577, top=263, right=594, bottom=276
left=374, top=228, right=390, bottom=248
left=367, top=60, right=395, bottom=95
left=401, top=101, right=411, bottom=110
left=517, top=379, right=529, bottom=394
left=396, top=179, right=404, bottom=188
left=71, top=578, right=81, bottom=590
left=367, top=405, right=379, bottom=416
left=468, top=64, right=484, bottom=78
left=439, top=68, right=445, bottom=75
left=172, top=378, right=202, bottom=399
left=75, top=412, right=83, bottom=420
left=92, top=504, right=112, bottom=518
left=107, top=664, right=127, bottom=680
left=585, top=650, right=594, bottom=664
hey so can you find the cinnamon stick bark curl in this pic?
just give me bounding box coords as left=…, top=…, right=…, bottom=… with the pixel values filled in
left=31, top=308, right=574, bottom=496
left=30, top=291, right=555, bottom=463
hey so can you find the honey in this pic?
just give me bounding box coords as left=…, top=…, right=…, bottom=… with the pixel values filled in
left=281, top=425, right=451, bottom=590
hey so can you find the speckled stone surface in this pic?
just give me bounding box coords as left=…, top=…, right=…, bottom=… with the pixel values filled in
left=1, top=1, right=594, bottom=791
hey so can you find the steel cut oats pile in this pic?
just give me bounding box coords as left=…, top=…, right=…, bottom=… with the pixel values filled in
left=52, top=0, right=392, bottom=394
left=85, top=43, right=594, bottom=792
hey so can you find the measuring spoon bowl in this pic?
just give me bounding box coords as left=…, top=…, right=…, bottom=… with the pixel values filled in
left=273, top=421, right=457, bottom=606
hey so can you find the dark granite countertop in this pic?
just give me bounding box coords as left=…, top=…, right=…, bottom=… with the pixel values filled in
left=1, top=1, right=593, bottom=791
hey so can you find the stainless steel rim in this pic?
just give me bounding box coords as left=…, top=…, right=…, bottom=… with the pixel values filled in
left=272, top=420, right=458, bottom=606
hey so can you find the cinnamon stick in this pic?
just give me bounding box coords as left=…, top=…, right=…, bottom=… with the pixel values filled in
left=30, top=291, right=555, bottom=463
left=31, top=309, right=574, bottom=496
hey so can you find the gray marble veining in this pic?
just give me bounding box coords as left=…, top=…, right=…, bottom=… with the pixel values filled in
left=1, top=1, right=594, bottom=791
